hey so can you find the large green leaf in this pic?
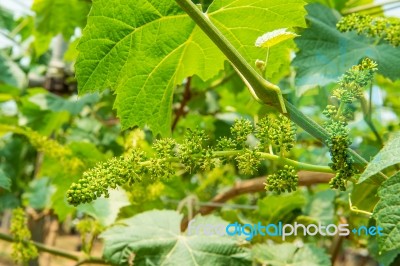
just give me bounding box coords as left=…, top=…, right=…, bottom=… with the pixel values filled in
left=100, top=210, right=250, bottom=266
left=76, top=0, right=306, bottom=136
left=252, top=243, right=331, bottom=266
left=373, top=172, right=400, bottom=252
left=293, top=4, right=400, bottom=87
left=32, top=0, right=90, bottom=39
left=359, top=133, right=400, bottom=183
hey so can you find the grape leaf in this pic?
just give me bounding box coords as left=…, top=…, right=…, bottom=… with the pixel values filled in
left=76, top=0, right=307, bottom=136
left=100, top=210, right=250, bottom=266
left=359, top=133, right=400, bottom=183
left=252, top=243, right=331, bottom=266
left=29, top=92, right=100, bottom=115
left=23, top=177, right=55, bottom=210
left=0, top=51, right=27, bottom=88
left=293, top=4, right=400, bottom=87
left=304, top=190, right=335, bottom=226
left=257, top=191, right=306, bottom=224
left=77, top=188, right=130, bottom=227
left=373, top=172, right=400, bottom=252
left=32, top=0, right=90, bottom=39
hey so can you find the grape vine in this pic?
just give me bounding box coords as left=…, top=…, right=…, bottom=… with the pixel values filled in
left=67, top=116, right=333, bottom=206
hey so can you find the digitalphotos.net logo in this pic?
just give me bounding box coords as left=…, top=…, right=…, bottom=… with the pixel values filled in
left=187, top=219, right=383, bottom=241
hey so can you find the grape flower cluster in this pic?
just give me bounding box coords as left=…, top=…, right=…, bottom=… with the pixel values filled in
left=337, top=14, right=400, bottom=47
left=66, top=115, right=300, bottom=206
left=324, top=58, right=377, bottom=190
left=10, top=208, right=38, bottom=263
left=264, top=165, right=298, bottom=194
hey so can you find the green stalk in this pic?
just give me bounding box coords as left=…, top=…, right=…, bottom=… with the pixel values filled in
left=174, top=0, right=286, bottom=113
left=175, top=0, right=387, bottom=182
left=213, top=150, right=334, bottom=173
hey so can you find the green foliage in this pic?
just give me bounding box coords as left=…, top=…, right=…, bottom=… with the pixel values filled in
left=303, top=190, right=336, bottom=226
left=0, top=168, right=11, bottom=191
left=32, top=0, right=90, bottom=39
left=10, top=208, right=38, bottom=263
left=257, top=191, right=306, bottom=225
left=251, top=243, right=331, bottom=266
left=100, top=210, right=250, bottom=266
left=337, top=14, right=400, bottom=47
left=1, top=0, right=400, bottom=264
left=77, top=189, right=130, bottom=226
left=373, top=172, right=400, bottom=252
left=293, top=4, right=400, bottom=86
left=75, top=0, right=306, bottom=135
left=0, top=6, right=15, bottom=30
left=22, top=177, right=55, bottom=210
left=360, top=133, right=400, bottom=183
left=0, top=51, right=27, bottom=88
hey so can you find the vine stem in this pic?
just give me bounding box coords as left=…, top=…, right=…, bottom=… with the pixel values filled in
left=138, top=149, right=333, bottom=173
left=174, top=0, right=286, bottom=113
left=0, top=231, right=107, bottom=265
left=213, top=150, right=334, bottom=173
left=174, top=0, right=388, bottom=182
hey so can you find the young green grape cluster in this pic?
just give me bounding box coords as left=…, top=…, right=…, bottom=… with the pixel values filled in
left=178, top=129, right=209, bottom=171
left=231, top=118, right=253, bottom=147
left=67, top=151, right=147, bottom=206
left=67, top=116, right=298, bottom=206
left=265, top=165, right=298, bottom=194
left=255, top=114, right=296, bottom=153
left=324, top=58, right=377, bottom=190
left=324, top=118, right=355, bottom=190
left=10, top=208, right=38, bottom=263
left=333, top=58, right=378, bottom=103
left=337, top=14, right=400, bottom=47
